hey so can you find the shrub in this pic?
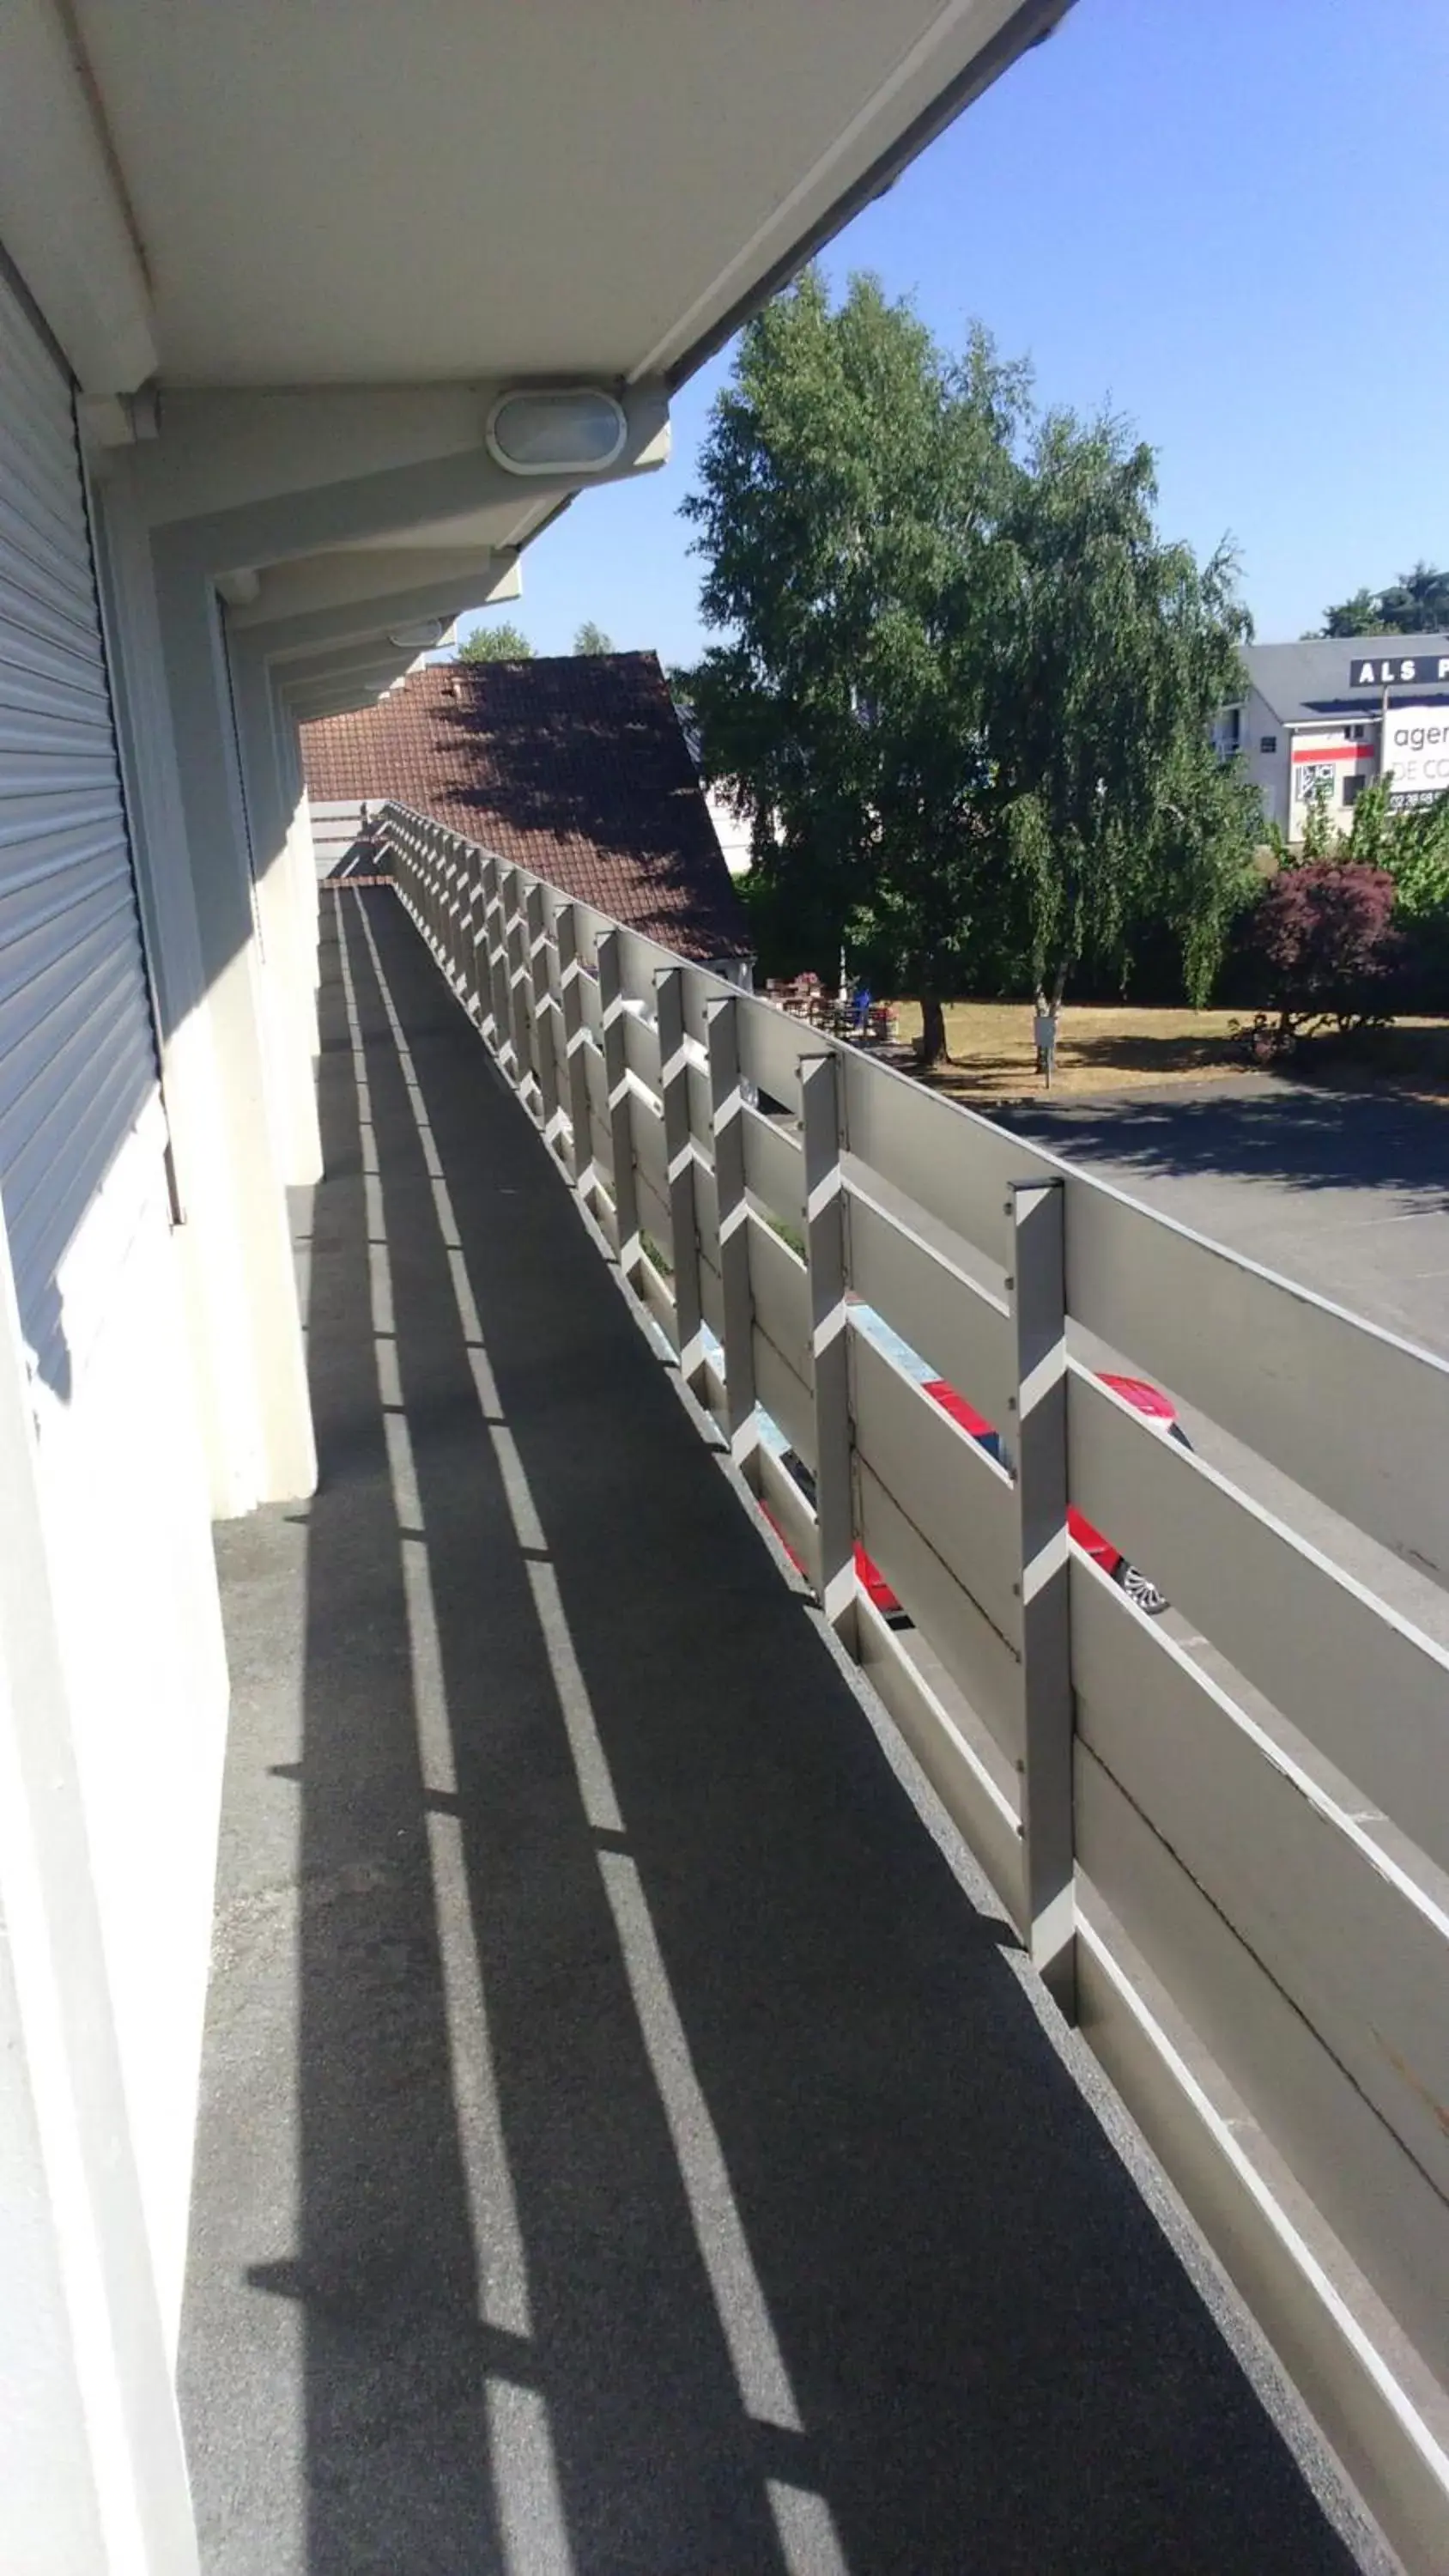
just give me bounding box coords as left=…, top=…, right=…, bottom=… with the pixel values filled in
left=1245, top=862, right=1400, bottom=1038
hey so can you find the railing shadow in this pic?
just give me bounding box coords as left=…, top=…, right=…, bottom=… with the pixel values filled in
left=222, top=888, right=1368, bottom=2573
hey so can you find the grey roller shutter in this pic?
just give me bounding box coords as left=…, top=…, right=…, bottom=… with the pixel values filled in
left=0, top=260, right=159, bottom=1354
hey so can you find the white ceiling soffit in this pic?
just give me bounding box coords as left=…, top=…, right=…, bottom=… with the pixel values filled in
left=68, top=0, right=1071, bottom=390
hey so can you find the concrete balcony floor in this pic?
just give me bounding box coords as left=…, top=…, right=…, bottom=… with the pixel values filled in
left=179, top=890, right=1386, bottom=2574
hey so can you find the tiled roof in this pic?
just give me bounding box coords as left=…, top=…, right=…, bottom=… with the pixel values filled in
left=301, top=652, right=750, bottom=961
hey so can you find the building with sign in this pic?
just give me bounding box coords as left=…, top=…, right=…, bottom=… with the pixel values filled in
left=1216, top=633, right=1449, bottom=840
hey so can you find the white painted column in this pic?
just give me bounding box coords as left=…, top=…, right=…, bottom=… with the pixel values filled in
left=147, top=546, right=317, bottom=1507
left=89, top=459, right=312, bottom=1515
left=228, top=638, right=324, bottom=1187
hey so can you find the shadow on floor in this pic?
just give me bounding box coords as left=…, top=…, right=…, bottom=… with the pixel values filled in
left=181, top=891, right=1377, bottom=2574
left=993, top=1078, right=1449, bottom=1205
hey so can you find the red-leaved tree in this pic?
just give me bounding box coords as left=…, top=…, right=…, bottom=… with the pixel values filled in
left=1248, top=863, right=1400, bottom=1037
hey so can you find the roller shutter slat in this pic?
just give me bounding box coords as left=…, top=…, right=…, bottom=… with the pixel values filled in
left=0, top=265, right=159, bottom=1356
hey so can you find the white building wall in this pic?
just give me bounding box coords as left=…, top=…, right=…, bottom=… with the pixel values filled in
left=1286, top=720, right=1377, bottom=839
left=705, top=786, right=755, bottom=878
left=30, top=1103, right=229, bottom=2348
left=1240, top=685, right=1292, bottom=837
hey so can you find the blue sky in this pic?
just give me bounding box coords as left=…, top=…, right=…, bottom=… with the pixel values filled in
left=459, top=0, right=1449, bottom=665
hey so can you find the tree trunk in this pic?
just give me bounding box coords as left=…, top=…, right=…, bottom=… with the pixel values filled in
left=917, top=993, right=949, bottom=1066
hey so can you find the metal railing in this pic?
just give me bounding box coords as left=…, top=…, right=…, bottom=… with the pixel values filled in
left=372, top=798, right=1449, bottom=2567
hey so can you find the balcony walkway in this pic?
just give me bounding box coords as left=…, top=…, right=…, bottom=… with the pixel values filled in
left=179, top=888, right=1385, bottom=2575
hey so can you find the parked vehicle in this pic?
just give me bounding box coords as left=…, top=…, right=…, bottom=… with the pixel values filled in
left=763, top=1364, right=1190, bottom=1622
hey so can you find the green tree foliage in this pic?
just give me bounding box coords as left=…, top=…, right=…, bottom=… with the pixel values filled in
left=680, top=273, right=1024, bottom=1059
left=573, top=621, right=615, bottom=654
left=679, top=270, right=1258, bottom=1056
left=456, top=621, right=534, bottom=660
left=989, top=410, right=1259, bottom=1004
left=1338, top=775, right=1449, bottom=998
left=1319, top=563, right=1449, bottom=637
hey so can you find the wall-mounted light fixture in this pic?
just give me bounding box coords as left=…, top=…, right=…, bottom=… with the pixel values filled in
left=386, top=618, right=451, bottom=650
left=486, top=386, right=627, bottom=477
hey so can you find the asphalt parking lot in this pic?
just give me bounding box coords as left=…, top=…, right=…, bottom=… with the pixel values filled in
left=996, top=1073, right=1449, bottom=1358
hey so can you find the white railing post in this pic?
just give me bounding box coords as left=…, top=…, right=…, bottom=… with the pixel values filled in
left=1009, top=1176, right=1076, bottom=2018
left=417, top=817, right=438, bottom=945
left=433, top=821, right=453, bottom=963
left=656, top=964, right=705, bottom=1391
left=598, top=928, right=640, bottom=1279
left=801, top=1048, right=854, bottom=1643
left=434, top=823, right=452, bottom=963
left=453, top=839, right=482, bottom=1019
left=524, top=881, right=562, bottom=1147
left=706, top=993, right=757, bottom=1474
left=379, top=805, right=401, bottom=903
left=469, top=849, right=494, bottom=1037
left=556, top=903, right=593, bottom=1192
left=502, top=867, right=536, bottom=1100
left=440, top=829, right=460, bottom=975
left=481, top=854, right=513, bottom=1075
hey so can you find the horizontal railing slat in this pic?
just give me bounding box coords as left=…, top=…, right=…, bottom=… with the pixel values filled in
left=850, top=1327, right=1019, bottom=1649
left=581, top=1038, right=609, bottom=1132
left=736, top=991, right=807, bottom=1112
left=1070, top=1366, right=1449, bottom=1869
left=1076, top=1725, right=1449, bottom=2396
left=754, top=1322, right=814, bottom=1467
left=742, top=1105, right=805, bottom=1231
left=634, top=1163, right=675, bottom=1268
left=691, top=1151, right=720, bottom=1265
left=1072, top=1558, right=1449, bottom=2208
left=630, top=1092, right=669, bottom=1199
left=748, top=1212, right=810, bottom=1392
left=636, top=1242, right=678, bottom=1351
left=856, top=1596, right=1026, bottom=1933
left=842, top=1050, right=1050, bottom=1268
left=1066, top=1179, right=1449, bottom=1580
left=697, top=1243, right=725, bottom=1346
left=855, top=1457, right=1022, bottom=1765
left=846, top=1178, right=1015, bottom=1433
left=620, top=1003, right=662, bottom=1099
left=756, top=1441, right=819, bottom=1589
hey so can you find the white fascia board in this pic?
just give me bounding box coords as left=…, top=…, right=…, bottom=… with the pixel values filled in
left=634, top=0, right=1071, bottom=387
left=0, top=0, right=155, bottom=392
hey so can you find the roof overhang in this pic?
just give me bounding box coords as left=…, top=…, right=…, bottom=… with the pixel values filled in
left=3, top=0, right=1072, bottom=398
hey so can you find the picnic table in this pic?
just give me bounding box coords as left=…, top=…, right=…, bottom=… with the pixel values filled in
left=764, top=979, right=898, bottom=1045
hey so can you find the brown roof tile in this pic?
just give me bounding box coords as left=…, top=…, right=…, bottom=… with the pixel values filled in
left=300, top=652, right=750, bottom=962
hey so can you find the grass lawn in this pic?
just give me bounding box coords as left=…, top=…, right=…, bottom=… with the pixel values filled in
left=885, top=1001, right=1449, bottom=1105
